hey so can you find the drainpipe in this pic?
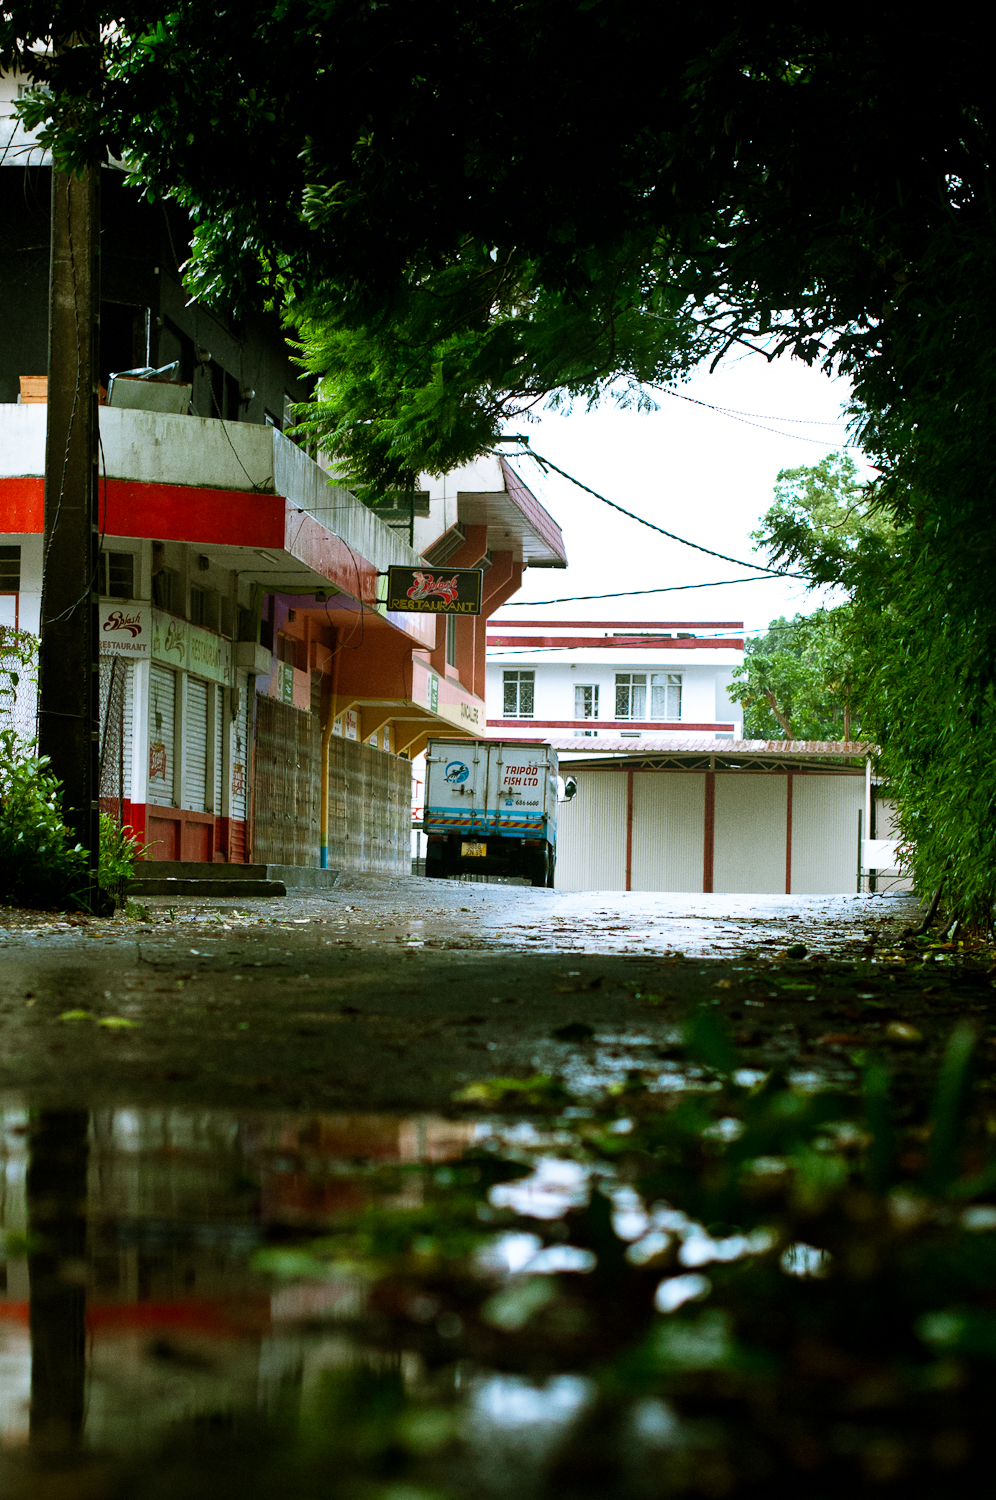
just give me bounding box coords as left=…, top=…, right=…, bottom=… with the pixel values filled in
left=320, top=706, right=333, bottom=869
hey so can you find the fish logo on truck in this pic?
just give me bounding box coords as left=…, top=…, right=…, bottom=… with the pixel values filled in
left=445, top=761, right=470, bottom=784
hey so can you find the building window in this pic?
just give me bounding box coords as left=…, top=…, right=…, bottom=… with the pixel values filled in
left=152, top=568, right=181, bottom=614
left=276, top=633, right=298, bottom=668
left=446, top=613, right=458, bottom=667
left=0, top=546, right=20, bottom=592
left=503, top=670, right=534, bottom=718
left=615, top=673, right=646, bottom=720
left=650, top=672, right=682, bottom=720
left=574, top=684, right=599, bottom=721
left=98, top=551, right=134, bottom=600
left=0, top=545, right=19, bottom=629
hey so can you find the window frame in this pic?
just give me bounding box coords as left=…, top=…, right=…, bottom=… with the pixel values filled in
left=502, top=669, right=535, bottom=719
left=650, top=671, right=682, bottom=721
left=574, top=683, right=599, bottom=721
left=615, top=672, right=647, bottom=720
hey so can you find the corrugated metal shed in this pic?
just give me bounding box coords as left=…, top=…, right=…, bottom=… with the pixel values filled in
left=554, top=740, right=870, bottom=895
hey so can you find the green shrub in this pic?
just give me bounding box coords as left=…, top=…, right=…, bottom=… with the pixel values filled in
left=0, top=728, right=87, bottom=908
left=98, top=811, right=148, bottom=903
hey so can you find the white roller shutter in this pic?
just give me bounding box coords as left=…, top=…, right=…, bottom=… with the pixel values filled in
left=121, top=660, right=134, bottom=799
left=212, top=683, right=224, bottom=814
left=147, top=664, right=175, bottom=806
left=182, top=676, right=209, bottom=813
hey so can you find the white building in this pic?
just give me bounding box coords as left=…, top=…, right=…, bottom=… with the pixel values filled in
left=485, top=620, right=744, bottom=741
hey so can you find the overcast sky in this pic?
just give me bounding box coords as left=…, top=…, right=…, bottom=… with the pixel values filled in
left=495, top=351, right=873, bottom=639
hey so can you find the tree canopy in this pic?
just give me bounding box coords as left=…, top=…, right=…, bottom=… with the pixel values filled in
left=4, top=8, right=991, bottom=489
left=729, top=456, right=886, bottom=742
left=5, top=5, right=996, bottom=922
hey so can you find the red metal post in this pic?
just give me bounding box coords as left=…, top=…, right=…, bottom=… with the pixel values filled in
left=703, top=771, right=715, bottom=893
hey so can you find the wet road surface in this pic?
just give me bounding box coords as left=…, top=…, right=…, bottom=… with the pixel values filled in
left=4, top=878, right=996, bottom=1495
left=0, top=880, right=920, bottom=1111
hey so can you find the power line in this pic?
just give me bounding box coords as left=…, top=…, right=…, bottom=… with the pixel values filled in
left=504, top=447, right=810, bottom=580
left=655, top=385, right=858, bottom=445
left=502, top=574, right=797, bottom=606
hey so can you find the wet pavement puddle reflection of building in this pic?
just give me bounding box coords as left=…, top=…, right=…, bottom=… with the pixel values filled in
left=2, top=1038, right=996, bottom=1497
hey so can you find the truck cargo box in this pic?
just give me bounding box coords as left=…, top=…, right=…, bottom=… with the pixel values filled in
left=423, top=739, right=559, bottom=885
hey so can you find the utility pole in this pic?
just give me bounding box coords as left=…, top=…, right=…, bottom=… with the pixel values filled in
left=37, top=82, right=100, bottom=910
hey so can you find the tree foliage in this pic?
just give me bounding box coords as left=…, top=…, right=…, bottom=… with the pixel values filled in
left=729, top=455, right=893, bottom=741
left=5, top=8, right=990, bottom=489
left=4, top=6, right=996, bottom=919
left=729, top=611, right=856, bottom=743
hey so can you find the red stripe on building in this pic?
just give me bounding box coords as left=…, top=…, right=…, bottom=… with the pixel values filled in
left=0, top=475, right=44, bottom=530
left=487, top=719, right=735, bottom=732
left=492, top=619, right=744, bottom=629
left=487, top=636, right=744, bottom=650
left=100, top=480, right=286, bottom=547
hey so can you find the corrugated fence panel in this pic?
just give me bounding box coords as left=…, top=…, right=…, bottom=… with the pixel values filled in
left=555, top=771, right=627, bottom=890
left=327, top=736, right=410, bottom=875
left=147, top=664, right=175, bottom=807
left=713, top=774, right=786, bottom=894
left=252, top=696, right=320, bottom=865
left=791, top=774, right=864, bottom=894
left=631, top=772, right=705, bottom=892
left=182, top=676, right=209, bottom=813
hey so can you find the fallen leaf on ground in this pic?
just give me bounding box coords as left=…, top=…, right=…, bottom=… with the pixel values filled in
left=885, top=1021, right=923, bottom=1044
left=59, top=1010, right=93, bottom=1022
left=816, top=1032, right=863, bottom=1047
left=98, top=1016, right=139, bottom=1029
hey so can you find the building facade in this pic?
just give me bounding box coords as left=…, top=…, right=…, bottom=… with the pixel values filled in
left=485, top=620, right=744, bottom=741
left=0, top=84, right=566, bottom=873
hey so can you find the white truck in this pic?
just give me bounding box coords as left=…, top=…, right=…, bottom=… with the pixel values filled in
left=422, top=738, right=559, bottom=886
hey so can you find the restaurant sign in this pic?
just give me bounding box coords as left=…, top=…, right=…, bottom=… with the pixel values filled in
left=151, top=610, right=232, bottom=684
left=386, top=567, right=483, bottom=615
left=99, top=603, right=151, bottom=656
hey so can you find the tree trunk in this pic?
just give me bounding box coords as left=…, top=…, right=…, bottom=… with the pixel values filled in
left=764, top=689, right=793, bottom=739
left=38, top=138, right=100, bottom=908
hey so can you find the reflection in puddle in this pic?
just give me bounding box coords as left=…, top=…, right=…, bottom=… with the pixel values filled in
left=1, top=1027, right=995, bottom=1495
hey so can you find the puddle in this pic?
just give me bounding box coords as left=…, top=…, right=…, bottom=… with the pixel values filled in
left=0, top=1011, right=995, bottom=1496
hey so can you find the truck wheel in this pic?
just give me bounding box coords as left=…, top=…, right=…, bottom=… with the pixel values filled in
left=528, top=851, right=550, bottom=887
left=545, top=857, right=556, bottom=889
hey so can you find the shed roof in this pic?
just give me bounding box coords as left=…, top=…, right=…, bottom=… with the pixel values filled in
left=551, top=736, right=873, bottom=772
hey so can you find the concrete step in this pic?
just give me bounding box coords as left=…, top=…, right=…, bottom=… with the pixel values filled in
left=129, top=862, right=340, bottom=899
left=128, top=877, right=286, bottom=899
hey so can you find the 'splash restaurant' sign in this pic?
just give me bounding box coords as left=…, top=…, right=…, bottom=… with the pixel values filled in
left=99, top=603, right=151, bottom=655
left=386, top=567, right=483, bottom=615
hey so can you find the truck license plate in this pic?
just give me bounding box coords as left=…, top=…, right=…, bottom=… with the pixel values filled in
left=461, top=842, right=487, bottom=857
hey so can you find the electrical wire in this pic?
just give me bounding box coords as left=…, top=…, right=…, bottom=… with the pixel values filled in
left=654, top=385, right=859, bottom=447
left=657, top=388, right=847, bottom=426
left=502, top=574, right=800, bottom=605
left=501, top=447, right=810, bottom=579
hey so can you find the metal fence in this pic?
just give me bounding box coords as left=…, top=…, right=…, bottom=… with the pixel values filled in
left=0, top=628, right=38, bottom=744
left=98, top=654, right=128, bottom=824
